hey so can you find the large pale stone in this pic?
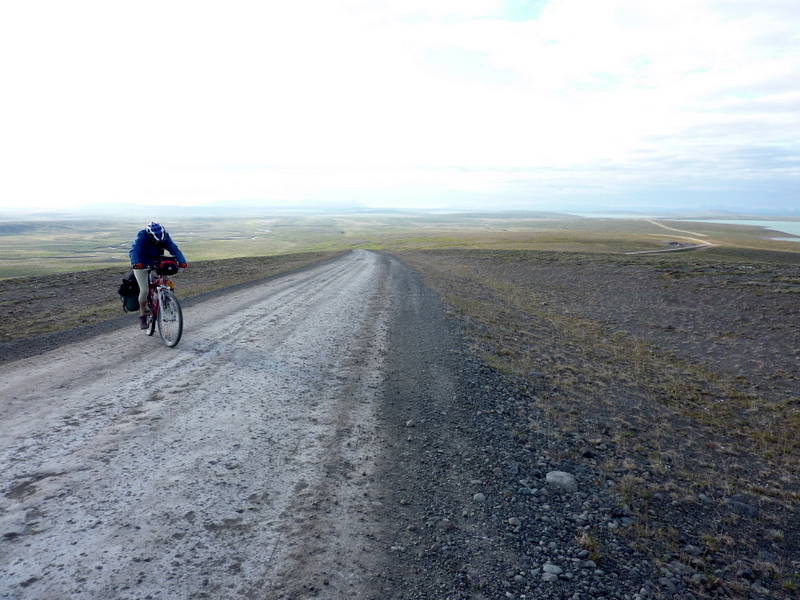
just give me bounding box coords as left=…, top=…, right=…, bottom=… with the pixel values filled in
left=546, top=471, right=578, bottom=492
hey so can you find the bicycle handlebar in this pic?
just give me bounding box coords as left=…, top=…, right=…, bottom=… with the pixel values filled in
left=145, top=265, right=185, bottom=272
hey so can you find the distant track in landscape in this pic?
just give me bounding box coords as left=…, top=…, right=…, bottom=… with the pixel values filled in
left=625, top=219, right=716, bottom=254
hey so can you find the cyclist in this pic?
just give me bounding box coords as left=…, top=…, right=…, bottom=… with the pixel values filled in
left=130, top=222, right=188, bottom=329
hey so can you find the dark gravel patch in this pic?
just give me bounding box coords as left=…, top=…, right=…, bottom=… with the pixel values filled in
left=379, top=250, right=800, bottom=600
left=371, top=255, right=669, bottom=599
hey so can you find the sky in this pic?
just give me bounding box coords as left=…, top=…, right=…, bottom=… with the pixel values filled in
left=1, top=0, right=799, bottom=214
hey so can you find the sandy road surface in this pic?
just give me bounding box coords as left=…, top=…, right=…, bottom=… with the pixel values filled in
left=0, top=250, right=404, bottom=599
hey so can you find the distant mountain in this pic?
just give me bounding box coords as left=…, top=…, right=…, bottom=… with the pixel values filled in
left=1, top=200, right=797, bottom=221
left=0, top=199, right=374, bottom=220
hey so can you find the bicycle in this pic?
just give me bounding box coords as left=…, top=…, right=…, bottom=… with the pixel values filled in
left=144, top=257, right=184, bottom=347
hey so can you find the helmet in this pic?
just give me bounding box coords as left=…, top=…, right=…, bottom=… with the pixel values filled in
left=146, top=222, right=166, bottom=242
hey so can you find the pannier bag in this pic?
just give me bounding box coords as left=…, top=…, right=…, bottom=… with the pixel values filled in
left=117, top=270, right=139, bottom=313
left=122, top=294, right=139, bottom=312
left=156, top=257, right=179, bottom=275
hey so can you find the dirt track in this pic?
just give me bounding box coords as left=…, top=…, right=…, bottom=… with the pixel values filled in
left=5, top=249, right=799, bottom=600
left=0, top=250, right=404, bottom=598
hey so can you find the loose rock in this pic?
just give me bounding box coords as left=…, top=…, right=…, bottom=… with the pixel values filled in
left=546, top=470, right=578, bottom=492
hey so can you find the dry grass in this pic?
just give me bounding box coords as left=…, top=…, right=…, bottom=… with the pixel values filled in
left=397, top=249, right=800, bottom=473
left=575, top=531, right=602, bottom=563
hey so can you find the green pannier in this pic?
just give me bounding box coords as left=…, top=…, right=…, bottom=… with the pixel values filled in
left=122, top=294, right=139, bottom=312
left=117, top=270, right=140, bottom=313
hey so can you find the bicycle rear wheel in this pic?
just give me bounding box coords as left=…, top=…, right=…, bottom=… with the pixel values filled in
left=157, top=290, right=183, bottom=347
left=145, top=281, right=157, bottom=336
left=145, top=303, right=156, bottom=336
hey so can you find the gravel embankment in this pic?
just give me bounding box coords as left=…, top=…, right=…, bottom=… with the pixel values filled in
left=379, top=349, right=773, bottom=599
left=370, top=257, right=663, bottom=600
left=370, top=252, right=789, bottom=600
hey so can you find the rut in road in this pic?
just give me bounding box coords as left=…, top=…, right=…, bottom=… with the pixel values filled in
left=0, top=250, right=403, bottom=599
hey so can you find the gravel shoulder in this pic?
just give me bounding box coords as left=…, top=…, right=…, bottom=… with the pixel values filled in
left=393, top=248, right=800, bottom=600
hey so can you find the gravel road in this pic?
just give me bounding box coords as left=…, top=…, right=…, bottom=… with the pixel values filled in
left=1, top=250, right=411, bottom=599
left=4, top=249, right=782, bottom=600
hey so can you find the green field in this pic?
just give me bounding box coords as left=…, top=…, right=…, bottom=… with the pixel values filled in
left=1, top=211, right=798, bottom=279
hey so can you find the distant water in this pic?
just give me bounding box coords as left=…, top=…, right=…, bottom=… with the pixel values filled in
left=570, top=214, right=800, bottom=241
left=677, top=220, right=800, bottom=241
left=569, top=213, right=673, bottom=220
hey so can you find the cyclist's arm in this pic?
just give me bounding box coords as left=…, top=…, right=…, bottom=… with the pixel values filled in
left=129, top=230, right=147, bottom=265
left=162, top=233, right=187, bottom=265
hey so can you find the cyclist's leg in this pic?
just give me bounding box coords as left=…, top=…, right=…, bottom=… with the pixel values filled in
left=133, top=269, right=149, bottom=313
left=133, top=268, right=150, bottom=328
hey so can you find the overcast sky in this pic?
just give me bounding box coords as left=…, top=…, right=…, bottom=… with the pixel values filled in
left=1, top=0, right=798, bottom=213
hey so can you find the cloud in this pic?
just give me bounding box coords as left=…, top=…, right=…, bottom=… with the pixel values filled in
left=0, top=0, right=798, bottom=211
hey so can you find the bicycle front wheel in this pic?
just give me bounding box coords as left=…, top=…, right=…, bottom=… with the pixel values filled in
left=157, top=290, right=183, bottom=347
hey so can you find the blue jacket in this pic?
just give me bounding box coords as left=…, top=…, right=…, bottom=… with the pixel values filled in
left=129, top=229, right=186, bottom=267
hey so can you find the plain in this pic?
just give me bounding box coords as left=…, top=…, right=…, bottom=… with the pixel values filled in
left=2, top=210, right=799, bottom=596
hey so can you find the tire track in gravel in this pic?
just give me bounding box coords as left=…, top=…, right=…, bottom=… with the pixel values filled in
left=0, top=249, right=397, bottom=600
